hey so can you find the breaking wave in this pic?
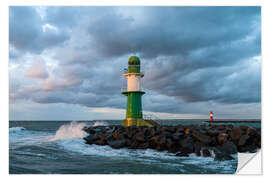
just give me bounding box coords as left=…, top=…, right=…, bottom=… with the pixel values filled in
left=50, top=121, right=87, bottom=141
left=9, top=121, right=238, bottom=174
left=56, top=137, right=237, bottom=173
left=9, top=127, right=26, bottom=133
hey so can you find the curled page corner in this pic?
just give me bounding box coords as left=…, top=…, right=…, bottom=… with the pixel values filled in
left=236, top=150, right=262, bottom=174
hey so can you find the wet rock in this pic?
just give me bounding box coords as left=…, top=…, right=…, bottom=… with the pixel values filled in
left=137, top=126, right=145, bottom=133
left=149, top=127, right=156, bottom=137
left=105, top=134, right=114, bottom=142
left=246, top=127, right=257, bottom=136
left=106, top=127, right=116, bottom=134
left=158, top=135, right=167, bottom=146
left=165, top=138, right=174, bottom=149
left=176, top=126, right=184, bottom=133
left=129, top=140, right=139, bottom=149
left=156, top=145, right=166, bottom=151
left=218, top=141, right=237, bottom=154
left=108, top=139, right=126, bottom=149
left=192, top=130, right=211, bottom=144
left=143, top=128, right=151, bottom=137
left=126, top=130, right=135, bottom=139
left=216, top=125, right=226, bottom=131
left=84, top=134, right=95, bottom=144
left=172, top=132, right=184, bottom=141
left=176, top=152, right=189, bottom=157
left=93, top=127, right=104, bottom=133
left=239, top=125, right=249, bottom=132
left=194, top=142, right=202, bottom=156
left=217, top=133, right=228, bottom=145
left=112, top=132, right=125, bottom=140
left=207, top=129, right=219, bottom=136
left=238, top=134, right=250, bottom=146
left=94, top=139, right=107, bottom=146
left=256, top=136, right=261, bottom=148
left=148, top=140, right=157, bottom=149
left=229, top=126, right=242, bottom=142
left=85, top=128, right=96, bottom=135
left=116, top=126, right=125, bottom=133
left=150, top=135, right=159, bottom=144
left=98, top=134, right=107, bottom=141
left=135, top=132, right=146, bottom=142
left=125, top=139, right=132, bottom=147
left=162, top=131, right=173, bottom=139
left=214, top=149, right=234, bottom=161
left=91, top=133, right=100, bottom=141
left=83, top=125, right=261, bottom=158
left=239, top=144, right=258, bottom=153
left=138, top=142, right=149, bottom=149
left=179, top=137, right=194, bottom=154
left=209, top=137, right=218, bottom=147
left=198, top=129, right=207, bottom=135
left=202, top=149, right=211, bottom=157
left=161, top=126, right=175, bottom=133
left=168, top=146, right=179, bottom=153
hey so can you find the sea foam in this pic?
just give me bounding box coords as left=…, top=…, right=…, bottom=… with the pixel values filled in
left=50, top=121, right=87, bottom=141
left=9, top=127, right=26, bottom=133
left=92, top=121, right=108, bottom=127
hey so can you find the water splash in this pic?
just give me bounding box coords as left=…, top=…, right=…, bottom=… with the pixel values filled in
left=9, top=127, right=26, bottom=133
left=93, top=121, right=108, bottom=127
left=50, top=121, right=87, bottom=141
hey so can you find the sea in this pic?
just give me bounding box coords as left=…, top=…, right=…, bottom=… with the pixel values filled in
left=9, top=120, right=261, bottom=174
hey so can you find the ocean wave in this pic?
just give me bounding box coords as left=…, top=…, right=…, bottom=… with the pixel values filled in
left=57, top=138, right=130, bottom=157
left=55, top=137, right=237, bottom=173
left=9, top=127, right=26, bottom=133
left=10, top=122, right=88, bottom=148
left=9, top=127, right=54, bottom=148
left=50, top=121, right=87, bottom=141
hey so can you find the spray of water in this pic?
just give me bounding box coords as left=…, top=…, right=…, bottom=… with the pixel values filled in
left=50, top=121, right=87, bottom=141
left=93, top=121, right=108, bottom=127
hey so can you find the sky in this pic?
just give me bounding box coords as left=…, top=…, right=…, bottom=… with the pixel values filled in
left=9, top=6, right=261, bottom=120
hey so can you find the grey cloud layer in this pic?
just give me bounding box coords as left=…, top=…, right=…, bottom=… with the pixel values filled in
left=9, top=6, right=261, bottom=117
left=9, top=7, right=70, bottom=54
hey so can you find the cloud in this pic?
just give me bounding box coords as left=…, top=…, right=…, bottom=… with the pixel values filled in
left=26, top=57, right=49, bottom=79
left=85, top=7, right=260, bottom=59
left=9, top=6, right=69, bottom=55
left=9, top=6, right=261, bottom=120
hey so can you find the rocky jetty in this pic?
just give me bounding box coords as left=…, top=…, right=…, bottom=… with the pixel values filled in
left=83, top=124, right=261, bottom=161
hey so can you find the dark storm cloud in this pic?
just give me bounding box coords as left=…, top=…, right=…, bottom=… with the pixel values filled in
left=45, top=7, right=85, bottom=28
left=87, top=7, right=260, bottom=59
left=142, top=55, right=261, bottom=106
left=9, top=6, right=69, bottom=54
left=9, top=6, right=261, bottom=117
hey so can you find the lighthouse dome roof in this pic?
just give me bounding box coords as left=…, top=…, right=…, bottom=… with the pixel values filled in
left=128, top=56, right=140, bottom=65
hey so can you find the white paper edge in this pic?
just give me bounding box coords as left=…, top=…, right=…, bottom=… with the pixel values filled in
left=236, top=150, right=262, bottom=174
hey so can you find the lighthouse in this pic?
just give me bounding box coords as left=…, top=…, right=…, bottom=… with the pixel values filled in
left=210, top=111, right=214, bottom=121
left=122, top=56, right=152, bottom=127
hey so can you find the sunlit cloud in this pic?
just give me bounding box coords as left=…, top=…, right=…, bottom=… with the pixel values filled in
left=25, top=57, right=49, bottom=79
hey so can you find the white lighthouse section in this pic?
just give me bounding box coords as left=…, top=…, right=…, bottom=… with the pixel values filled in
left=125, top=74, right=142, bottom=91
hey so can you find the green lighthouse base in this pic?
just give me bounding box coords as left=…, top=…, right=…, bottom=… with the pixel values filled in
left=122, top=118, right=154, bottom=127
left=122, top=91, right=151, bottom=127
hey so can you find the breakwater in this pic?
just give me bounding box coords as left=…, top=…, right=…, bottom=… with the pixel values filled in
left=83, top=124, right=261, bottom=161
left=205, top=120, right=260, bottom=123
